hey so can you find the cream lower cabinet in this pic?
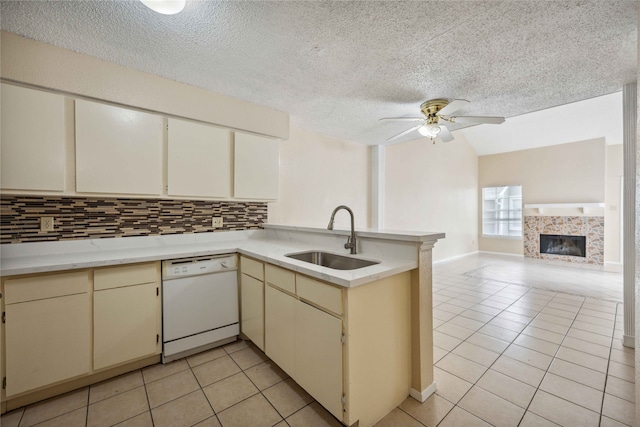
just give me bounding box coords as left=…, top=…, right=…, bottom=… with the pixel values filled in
left=260, top=263, right=412, bottom=427
left=4, top=271, right=92, bottom=397
left=264, top=266, right=345, bottom=421
left=264, top=285, right=296, bottom=376
left=294, top=299, right=343, bottom=418
left=240, top=256, right=265, bottom=350
left=93, top=262, right=161, bottom=370
left=1, top=262, right=162, bottom=404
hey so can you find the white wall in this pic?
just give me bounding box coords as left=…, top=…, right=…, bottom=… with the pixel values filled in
left=384, top=134, right=479, bottom=262
left=268, top=126, right=370, bottom=230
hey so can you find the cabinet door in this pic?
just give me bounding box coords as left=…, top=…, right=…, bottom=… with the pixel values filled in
left=240, top=273, right=264, bottom=350
left=75, top=100, right=162, bottom=195
left=234, top=132, right=279, bottom=200
left=94, top=282, right=160, bottom=370
left=167, top=118, right=231, bottom=198
left=1, top=83, right=65, bottom=191
left=265, top=285, right=296, bottom=376
left=5, top=294, right=91, bottom=396
left=295, top=301, right=343, bottom=420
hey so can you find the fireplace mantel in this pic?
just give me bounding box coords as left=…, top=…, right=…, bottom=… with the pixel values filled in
left=524, top=203, right=605, bottom=215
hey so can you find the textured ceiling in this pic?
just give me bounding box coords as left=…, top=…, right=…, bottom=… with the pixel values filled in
left=0, top=0, right=637, bottom=149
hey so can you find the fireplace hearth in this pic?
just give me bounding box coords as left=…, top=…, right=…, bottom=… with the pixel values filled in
left=540, top=234, right=586, bottom=258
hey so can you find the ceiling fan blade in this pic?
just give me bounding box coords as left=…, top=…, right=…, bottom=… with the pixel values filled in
left=438, top=125, right=454, bottom=142
left=379, top=117, right=424, bottom=122
left=386, top=125, right=422, bottom=141
left=453, top=115, right=505, bottom=124
left=438, top=99, right=470, bottom=116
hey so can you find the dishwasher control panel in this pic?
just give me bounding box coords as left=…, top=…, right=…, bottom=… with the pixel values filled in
left=162, top=254, right=237, bottom=279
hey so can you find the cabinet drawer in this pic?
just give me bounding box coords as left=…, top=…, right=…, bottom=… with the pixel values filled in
left=296, top=275, right=343, bottom=316
left=94, top=262, right=159, bottom=291
left=5, top=271, right=90, bottom=304
left=265, top=264, right=295, bottom=294
left=241, top=256, right=264, bottom=281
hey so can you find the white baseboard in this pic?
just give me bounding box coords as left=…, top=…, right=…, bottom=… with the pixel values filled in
left=623, top=335, right=635, bottom=348
left=409, top=382, right=437, bottom=402
left=433, top=250, right=527, bottom=265
left=433, top=251, right=479, bottom=266
left=479, top=250, right=525, bottom=258
left=603, top=262, right=623, bottom=273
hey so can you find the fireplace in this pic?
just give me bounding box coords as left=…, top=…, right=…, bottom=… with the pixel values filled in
left=524, top=216, right=603, bottom=265
left=540, top=234, right=586, bottom=258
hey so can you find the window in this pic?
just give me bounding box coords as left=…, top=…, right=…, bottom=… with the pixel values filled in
left=482, top=185, right=522, bottom=237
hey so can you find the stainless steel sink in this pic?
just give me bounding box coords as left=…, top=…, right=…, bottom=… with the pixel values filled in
left=285, top=251, right=380, bottom=270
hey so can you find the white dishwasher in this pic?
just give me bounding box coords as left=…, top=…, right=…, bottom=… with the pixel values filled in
left=162, top=254, right=239, bottom=363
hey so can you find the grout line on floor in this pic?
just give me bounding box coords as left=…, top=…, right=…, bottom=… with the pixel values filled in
left=433, top=281, right=619, bottom=426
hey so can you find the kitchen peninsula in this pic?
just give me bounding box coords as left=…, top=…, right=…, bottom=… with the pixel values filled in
left=0, top=225, right=444, bottom=427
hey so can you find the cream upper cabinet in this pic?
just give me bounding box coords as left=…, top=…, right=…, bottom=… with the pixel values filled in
left=1, top=84, right=281, bottom=200
left=93, top=262, right=161, bottom=370
left=234, top=132, right=279, bottom=200
left=3, top=271, right=91, bottom=397
left=1, top=83, right=65, bottom=191
left=75, top=100, right=162, bottom=195
left=167, top=118, right=231, bottom=198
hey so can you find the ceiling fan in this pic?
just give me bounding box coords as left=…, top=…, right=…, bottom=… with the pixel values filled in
left=379, top=99, right=505, bottom=143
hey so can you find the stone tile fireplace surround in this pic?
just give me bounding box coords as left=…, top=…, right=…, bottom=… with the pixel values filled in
left=524, top=216, right=605, bottom=265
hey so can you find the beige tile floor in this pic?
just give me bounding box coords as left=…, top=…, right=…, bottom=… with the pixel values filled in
left=1, top=253, right=634, bottom=427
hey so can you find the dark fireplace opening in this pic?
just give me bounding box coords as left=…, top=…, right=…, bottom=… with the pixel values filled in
left=540, top=234, right=586, bottom=257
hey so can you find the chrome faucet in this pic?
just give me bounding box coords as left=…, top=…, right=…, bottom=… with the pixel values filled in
left=327, top=205, right=357, bottom=254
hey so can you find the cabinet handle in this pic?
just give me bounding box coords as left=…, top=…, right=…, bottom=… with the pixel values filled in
left=156, top=334, right=159, bottom=343
left=156, top=287, right=159, bottom=297
left=2, top=312, right=5, bottom=324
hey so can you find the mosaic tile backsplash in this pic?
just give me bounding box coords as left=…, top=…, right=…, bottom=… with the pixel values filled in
left=524, top=215, right=605, bottom=265
left=0, top=196, right=267, bottom=244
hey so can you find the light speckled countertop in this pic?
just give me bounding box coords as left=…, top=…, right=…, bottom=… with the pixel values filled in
left=0, top=226, right=445, bottom=288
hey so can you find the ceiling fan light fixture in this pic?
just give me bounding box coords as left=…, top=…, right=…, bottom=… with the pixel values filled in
left=140, top=0, right=185, bottom=15
left=418, top=124, right=441, bottom=138
left=381, top=98, right=504, bottom=143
